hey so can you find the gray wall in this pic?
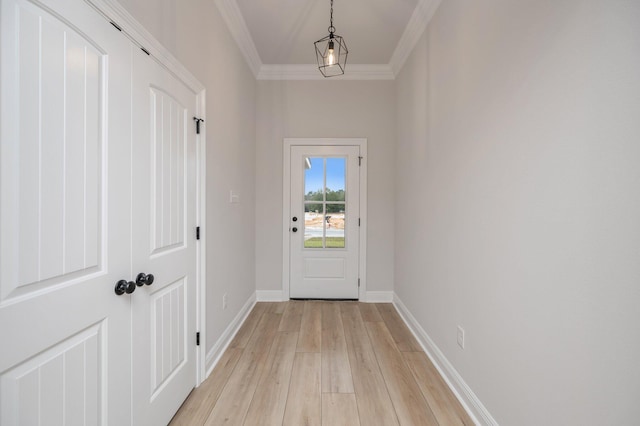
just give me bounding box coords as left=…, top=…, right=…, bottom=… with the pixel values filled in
left=118, top=0, right=257, bottom=364
left=395, top=0, right=640, bottom=424
left=255, top=81, right=396, bottom=295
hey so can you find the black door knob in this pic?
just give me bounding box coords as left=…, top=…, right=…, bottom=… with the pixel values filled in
left=292, top=227, right=298, bottom=233
left=136, top=273, right=155, bottom=286
left=292, top=217, right=298, bottom=222
left=115, top=280, right=136, bottom=295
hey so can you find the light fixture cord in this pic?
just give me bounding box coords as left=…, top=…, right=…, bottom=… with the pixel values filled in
left=329, top=0, right=335, bottom=35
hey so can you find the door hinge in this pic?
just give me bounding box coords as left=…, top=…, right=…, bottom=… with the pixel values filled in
left=140, top=46, right=150, bottom=56
left=196, top=332, right=200, bottom=346
left=358, top=218, right=361, bottom=227
left=196, top=226, right=201, bottom=240
left=193, top=117, right=204, bottom=134
left=358, top=278, right=361, bottom=288
left=358, top=156, right=363, bottom=166
left=110, top=21, right=122, bottom=31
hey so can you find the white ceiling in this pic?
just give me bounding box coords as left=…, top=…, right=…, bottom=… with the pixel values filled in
left=214, top=0, right=442, bottom=79
left=236, top=0, right=418, bottom=65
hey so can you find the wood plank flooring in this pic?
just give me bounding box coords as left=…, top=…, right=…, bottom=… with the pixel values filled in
left=170, top=302, right=474, bottom=426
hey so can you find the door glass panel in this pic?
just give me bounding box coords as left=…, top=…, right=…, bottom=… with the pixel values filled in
left=304, top=203, right=324, bottom=248
left=326, top=158, right=346, bottom=201
left=325, top=203, right=345, bottom=248
left=304, top=157, right=323, bottom=201
left=303, top=156, right=347, bottom=249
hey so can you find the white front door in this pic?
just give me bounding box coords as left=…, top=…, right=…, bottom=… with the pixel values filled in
left=0, top=0, right=132, bottom=423
left=130, top=50, right=198, bottom=426
left=289, top=145, right=360, bottom=299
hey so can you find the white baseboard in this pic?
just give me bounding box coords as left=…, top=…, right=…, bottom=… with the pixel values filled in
left=256, top=290, right=393, bottom=302
left=364, top=291, right=394, bottom=303
left=205, top=293, right=256, bottom=377
left=393, top=294, right=498, bottom=426
left=256, top=290, right=286, bottom=301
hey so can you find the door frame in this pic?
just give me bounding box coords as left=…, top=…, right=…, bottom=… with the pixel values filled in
left=195, top=91, right=207, bottom=386
left=282, top=138, right=367, bottom=300
left=87, top=0, right=208, bottom=386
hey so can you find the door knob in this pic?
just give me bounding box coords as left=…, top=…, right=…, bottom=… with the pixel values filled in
left=292, top=227, right=298, bottom=233
left=136, top=273, right=154, bottom=286
left=115, top=280, right=136, bottom=295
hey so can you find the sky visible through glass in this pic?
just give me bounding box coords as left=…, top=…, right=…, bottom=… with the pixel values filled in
left=305, top=157, right=346, bottom=194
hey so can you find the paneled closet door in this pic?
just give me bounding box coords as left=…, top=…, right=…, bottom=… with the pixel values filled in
left=130, top=49, right=198, bottom=426
left=0, top=0, right=133, bottom=424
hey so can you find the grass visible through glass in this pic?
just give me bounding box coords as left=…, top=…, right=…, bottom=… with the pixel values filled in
left=304, top=237, right=345, bottom=248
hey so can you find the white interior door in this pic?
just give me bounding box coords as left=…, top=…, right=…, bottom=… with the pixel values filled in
left=131, top=50, right=198, bottom=426
left=0, top=0, right=133, bottom=424
left=289, top=145, right=360, bottom=299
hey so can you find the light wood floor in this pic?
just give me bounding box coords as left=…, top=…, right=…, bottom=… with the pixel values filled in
left=170, top=301, right=474, bottom=426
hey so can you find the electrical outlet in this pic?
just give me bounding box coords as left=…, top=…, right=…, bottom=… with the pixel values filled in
left=457, top=326, right=465, bottom=349
left=223, top=293, right=228, bottom=310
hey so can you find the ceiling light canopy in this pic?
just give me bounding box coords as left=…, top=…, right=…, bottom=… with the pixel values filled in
left=314, top=0, right=348, bottom=77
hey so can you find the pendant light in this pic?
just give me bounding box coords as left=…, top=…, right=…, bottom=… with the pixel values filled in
left=314, top=0, right=348, bottom=77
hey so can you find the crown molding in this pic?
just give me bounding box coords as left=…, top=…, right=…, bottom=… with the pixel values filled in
left=213, top=0, right=443, bottom=81
left=86, top=0, right=204, bottom=92
left=389, top=0, right=442, bottom=76
left=257, top=64, right=395, bottom=81
left=214, top=0, right=262, bottom=77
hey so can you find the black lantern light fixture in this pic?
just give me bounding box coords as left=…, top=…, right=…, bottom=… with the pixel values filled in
left=314, top=0, right=348, bottom=77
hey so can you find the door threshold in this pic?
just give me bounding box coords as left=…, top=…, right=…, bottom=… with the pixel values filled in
left=289, top=298, right=358, bottom=301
